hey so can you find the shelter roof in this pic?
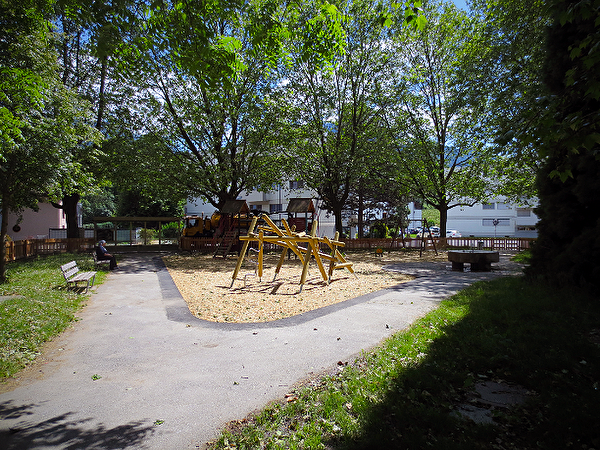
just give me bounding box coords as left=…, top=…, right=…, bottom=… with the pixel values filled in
left=286, top=198, right=315, bottom=213
left=220, top=200, right=250, bottom=215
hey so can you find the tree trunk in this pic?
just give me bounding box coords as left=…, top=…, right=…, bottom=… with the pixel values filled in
left=334, top=208, right=345, bottom=238
left=96, top=55, right=108, bottom=129
left=53, top=193, right=81, bottom=240
left=357, top=190, right=365, bottom=239
left=439, top=207, right=448, bottom=238
left=0, top=200, right=10, bottom=283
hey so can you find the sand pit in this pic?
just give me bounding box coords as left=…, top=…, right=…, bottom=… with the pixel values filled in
left=163, top=250, right=447, bottom=323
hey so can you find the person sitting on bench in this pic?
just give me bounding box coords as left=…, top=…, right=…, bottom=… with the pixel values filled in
left=96, top=240, right=118, bottom=270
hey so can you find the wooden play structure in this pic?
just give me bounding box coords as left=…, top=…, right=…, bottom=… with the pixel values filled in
left=212, top=200, right=253, bottom=258
left=230, top=214, right=356, bottom=291
left=285, top=198, right=315, bottom=233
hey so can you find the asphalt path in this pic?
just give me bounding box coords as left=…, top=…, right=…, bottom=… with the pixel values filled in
left=0, top=252, right=519, bottom=450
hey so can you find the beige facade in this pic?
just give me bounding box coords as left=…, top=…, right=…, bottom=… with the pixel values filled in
left=4, top=203, right=67, bottom=240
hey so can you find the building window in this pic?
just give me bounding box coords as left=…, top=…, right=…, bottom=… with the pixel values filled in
left=289, top=180, right=304, bottom=189
left=517, top=225, right=536, bottom=231
left=482, top=203, right=495, bottom=210
left=517, top=208, right=531, bottom=217
left=497, top=202, right=511, bottom=210
left=270, top=204, right=283, bottom=214
left=483, top=218, right=510, bottom=226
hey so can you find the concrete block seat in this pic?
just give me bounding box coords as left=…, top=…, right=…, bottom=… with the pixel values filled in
left=448, top=250, right=500, bottom=272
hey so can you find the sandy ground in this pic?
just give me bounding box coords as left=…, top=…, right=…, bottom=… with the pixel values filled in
left=162, top=250, right=448, bottom=323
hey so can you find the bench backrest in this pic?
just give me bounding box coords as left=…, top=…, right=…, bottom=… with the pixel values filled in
left=61, top=261, right=79, bottom=280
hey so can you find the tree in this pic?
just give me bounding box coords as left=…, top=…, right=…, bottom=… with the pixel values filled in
left=110, top=1, right=325, bottom=210
left=0, top=0, right=101, bottom=282
left=116, top=0, right=423, bottom=217
left=385, top=0, right=496, bottom=237
left=345, top=155, right=409, bottom=238
left=98, top=109, right=189, bottom=217
left=470, top=0, right=549, bottom=202
left=80, top=188, right=116, bottom=224
left=48, top=0, right=137, bottom=237
left=525, top=0, right=600, bottom=291
left=283, top=0, right=405, bottom=236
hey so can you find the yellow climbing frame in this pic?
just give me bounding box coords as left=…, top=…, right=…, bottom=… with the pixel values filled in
left=230, top=214, right=355, bottom=291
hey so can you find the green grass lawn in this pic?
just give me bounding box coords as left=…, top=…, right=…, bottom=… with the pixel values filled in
left=0, top=253, right=107, bottom=380
left=208, top=275, right=600, bottom=450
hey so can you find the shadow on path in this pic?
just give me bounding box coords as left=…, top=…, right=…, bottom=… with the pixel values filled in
left=0, top=400, right=155, bottom=450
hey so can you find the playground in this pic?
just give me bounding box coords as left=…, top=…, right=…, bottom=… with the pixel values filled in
left=162, top=249, right=446, bottom=323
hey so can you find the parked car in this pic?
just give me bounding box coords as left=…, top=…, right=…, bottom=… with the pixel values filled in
left=417, top=226, right=440, bottom=237
left=446, top=229, right=462, bottom=237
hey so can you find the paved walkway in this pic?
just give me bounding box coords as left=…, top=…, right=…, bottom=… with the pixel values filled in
left=0, top=253, right=521, bottom=450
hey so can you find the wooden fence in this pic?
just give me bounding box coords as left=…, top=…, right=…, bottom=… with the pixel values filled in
left=3, top=238, right=96, bottom=262
left=5, top=236, right=535, bottom=262
left=179, top=236, right=536, bottom=254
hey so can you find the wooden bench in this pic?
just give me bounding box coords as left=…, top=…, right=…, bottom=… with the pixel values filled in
left=92, top=251, right=111, bottom=268
left=60, top=261, right=97, bottom=293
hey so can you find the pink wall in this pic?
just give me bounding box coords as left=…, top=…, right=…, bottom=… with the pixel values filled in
left=5, top=203, right=67, bottom=240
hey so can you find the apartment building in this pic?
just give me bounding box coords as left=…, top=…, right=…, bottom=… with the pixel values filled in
left=446, top=198, right=538, bottom=238
left=186, top=181, right=423, bottom=238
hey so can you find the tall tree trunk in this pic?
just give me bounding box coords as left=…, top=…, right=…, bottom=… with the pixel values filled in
left=63, top=194, right=81, bottom=239
left=439, top=206, right=448, bottom=238
left=96, top=55, right=108, bottom=129
left=0, top=200, right=10, bottom=283
left=334, top=208, right=344, bottom=238
left=52, top=193, right=81, bottom=242
left=357, top=189, right=364, bottom=239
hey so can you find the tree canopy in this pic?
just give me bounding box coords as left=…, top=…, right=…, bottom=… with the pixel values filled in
left=524, top=0, right=600, bottom=292
left=282, top=0, right=416, bottom=236
left=0, top=0, right=101, bottom=281
left=385, top=0, right=496, bottom=236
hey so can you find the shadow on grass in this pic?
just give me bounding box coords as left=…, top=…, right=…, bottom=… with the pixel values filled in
left=0, top=400, right=155, bottom=450
left=321, top=277, right=600, bottom=449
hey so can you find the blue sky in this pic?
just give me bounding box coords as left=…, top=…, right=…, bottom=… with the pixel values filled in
left=451, top=0, right=469, bottom=10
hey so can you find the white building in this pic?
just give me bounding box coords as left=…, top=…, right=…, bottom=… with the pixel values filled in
left=446, top=198, right=538, bottom=238
left=186, top=181, right=422, bottom=239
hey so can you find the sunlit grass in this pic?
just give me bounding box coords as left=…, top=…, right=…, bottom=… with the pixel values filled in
left=208, top=276, right=600, bottom=449
left=0, top=253, right=107, bottom=380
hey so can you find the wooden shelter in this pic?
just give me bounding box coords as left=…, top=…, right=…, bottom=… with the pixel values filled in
left=286, top=198, right=315, bottom=233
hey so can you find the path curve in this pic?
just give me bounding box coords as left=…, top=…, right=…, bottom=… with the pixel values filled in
left=0, top=253, right=521, bottom=450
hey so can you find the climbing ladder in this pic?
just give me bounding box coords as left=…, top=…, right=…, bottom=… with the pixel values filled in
left=213, top=230, right=239, bottom=258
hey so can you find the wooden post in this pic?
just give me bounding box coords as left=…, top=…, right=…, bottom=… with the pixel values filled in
left=327, top=231, right=340, bottom=281
left=273, top=248, right=288, bottom=282
left=299, top=220, right=318, bottom=291
left=257, top=230, right=264, bottom=281
left=309, top=225, right=328, bottom=283
left=230, top=216, right=258, bottom=288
